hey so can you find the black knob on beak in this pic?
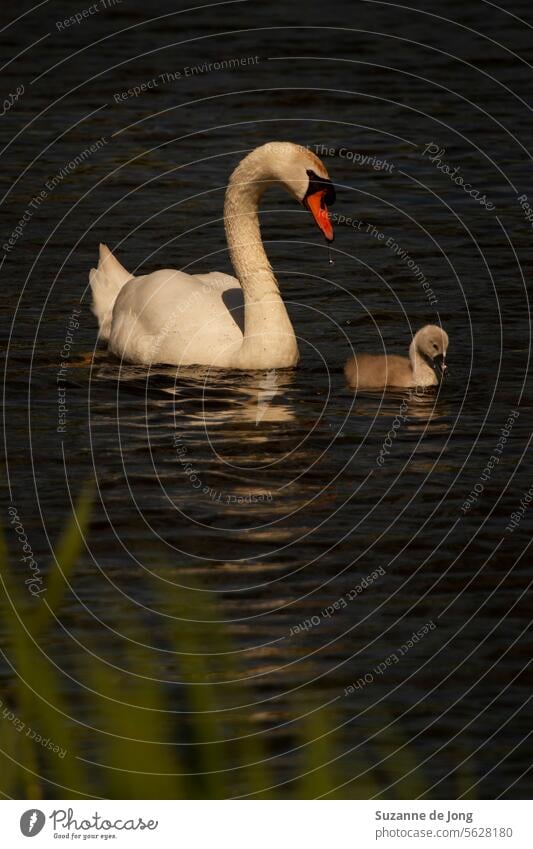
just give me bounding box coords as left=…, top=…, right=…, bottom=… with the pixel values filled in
left=433, top=353, right=447, bottom=381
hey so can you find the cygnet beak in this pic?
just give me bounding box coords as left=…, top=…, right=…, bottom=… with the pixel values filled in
left=433, top=353, right=447, bottom=381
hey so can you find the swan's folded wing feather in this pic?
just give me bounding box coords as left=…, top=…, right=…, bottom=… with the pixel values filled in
left=108, top=268, right=244, bottom=365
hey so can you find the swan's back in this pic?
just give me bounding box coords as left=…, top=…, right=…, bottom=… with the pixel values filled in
left=108, top=268, right=243, bottom=366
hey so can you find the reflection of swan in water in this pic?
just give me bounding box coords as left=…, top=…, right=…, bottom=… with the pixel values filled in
left=352, top=388, right=451, bottom=433
left=92, top=360, right=296, bottom=425
left=350, top=389, right=453, bottom=474
left=256, top=370, right=281, bottom=425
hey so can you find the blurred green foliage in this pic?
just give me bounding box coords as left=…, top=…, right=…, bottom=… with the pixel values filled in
left=0, top=488, right=472, bottom=799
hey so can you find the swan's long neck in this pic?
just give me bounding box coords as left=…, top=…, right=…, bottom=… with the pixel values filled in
left=224, top=154, right=298, bottom=369
left=409, top=338, right=437, bottom=386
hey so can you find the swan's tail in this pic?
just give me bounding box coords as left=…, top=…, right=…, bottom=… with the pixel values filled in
left=90, top=244, right=133, bottom=341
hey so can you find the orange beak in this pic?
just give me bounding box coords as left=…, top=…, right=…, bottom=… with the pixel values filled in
left=305, top=189, right=334, bottom=242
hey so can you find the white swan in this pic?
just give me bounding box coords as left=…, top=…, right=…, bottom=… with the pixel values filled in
left=90, top=142, right=335, bottom=370
left=344, top=325, right=449, bottom=389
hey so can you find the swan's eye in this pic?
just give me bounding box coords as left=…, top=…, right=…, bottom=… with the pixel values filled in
left=432, top=343, right=438, bottom=350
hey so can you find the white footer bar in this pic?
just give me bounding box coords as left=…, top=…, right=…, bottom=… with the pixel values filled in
left=4, top=800, right=530, bottom=848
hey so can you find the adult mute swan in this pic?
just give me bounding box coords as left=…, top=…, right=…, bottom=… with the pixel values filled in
left=344, top=325, right=448, bottom=389
left=90, top=142, right=336, bottom=370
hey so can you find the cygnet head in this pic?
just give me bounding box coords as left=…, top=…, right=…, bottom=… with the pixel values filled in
left=237, top=142, right=337, bottom=241
left=414, top=324, right=449, bottom=381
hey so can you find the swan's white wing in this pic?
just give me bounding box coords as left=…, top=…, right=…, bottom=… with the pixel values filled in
left=108, top=268, right=244, bottom=366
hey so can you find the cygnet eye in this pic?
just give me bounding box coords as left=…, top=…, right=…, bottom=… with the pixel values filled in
left=432, top=342, right=438, bottom=350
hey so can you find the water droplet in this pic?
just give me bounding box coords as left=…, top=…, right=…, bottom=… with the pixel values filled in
left=328, top=246, right=334, bottom=265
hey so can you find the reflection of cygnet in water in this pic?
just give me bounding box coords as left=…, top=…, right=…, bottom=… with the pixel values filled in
left=345, top=325, right=448, bottom=390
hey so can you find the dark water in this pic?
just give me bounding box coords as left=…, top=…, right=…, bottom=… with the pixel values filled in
left=1, top=0, right=533, bottom=798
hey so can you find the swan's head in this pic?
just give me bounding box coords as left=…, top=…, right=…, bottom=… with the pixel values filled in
left=242, top=142, right=336, bottom=242
left=414, top=324, right=449, bottom=381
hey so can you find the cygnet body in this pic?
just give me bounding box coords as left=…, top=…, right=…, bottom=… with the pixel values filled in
left=345, top=325, right=448, bottom=390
